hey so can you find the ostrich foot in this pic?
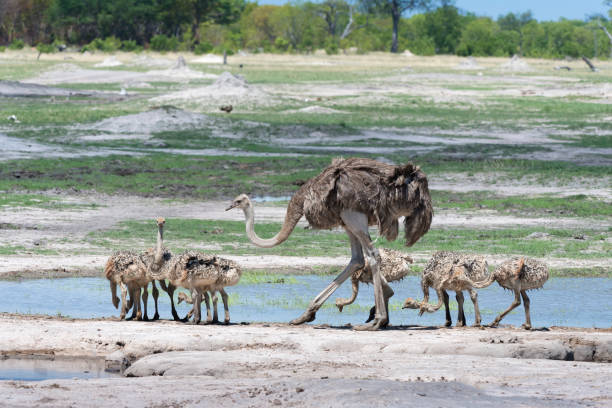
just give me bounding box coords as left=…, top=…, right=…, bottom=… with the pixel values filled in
left=521, top=323, right=532, bottom=330
left=445, top=320, right=452, bottom=327
left=456, top=321, right=466, bottom=328
left=472, top=323, right=482, bottom=328
left=152, top=313, right=160, bottom=321
left=290, top=310, right=316, bottom=325
left=354, top=318, right=388, bottom=331
left=185, top=320, right=200, bottom=325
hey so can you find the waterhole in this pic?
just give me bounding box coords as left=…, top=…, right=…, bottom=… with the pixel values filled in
left=0, top=276, right=610, bottom=328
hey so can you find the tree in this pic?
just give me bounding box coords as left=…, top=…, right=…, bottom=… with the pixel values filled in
left=497, top=11, right=533, bottom=54
left=424, top=2, right=462, bottom=53
left=360, top=0, right=431, bottom=52
left=456, top=17, right=500, bottom=56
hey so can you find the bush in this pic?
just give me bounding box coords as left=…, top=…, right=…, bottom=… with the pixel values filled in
left=36, top=43, right=55, bottom=55
left=99, top=36, right=121, bottom=52
left=121, top=40, right=142, bottom=52
left=274, top=37, right=289, bottom=52
left=8, top=39, right=25, bottom=50
left=194, top=41, right=213, bottom=55
left=0, top=46, right=5, bottom=52
left=150, top=34, right=179, bottom=52
left=82, top=36, right=128, bottom=53
left=325, top=39, right=339, bottom=55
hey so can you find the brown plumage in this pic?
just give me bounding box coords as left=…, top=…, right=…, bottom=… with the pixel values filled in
left=105, top=250, right=160, bottom=320
left=299, top=157, right=432, bottom=245
left=174, top=250, right=242, bottom=324
left=227, top=157, right=432, bottom=330
left=220, top=104, right=233, bottom=113
left=403, top=251, right=489, bottom=327
left=473, top=257, right=549, bottom=329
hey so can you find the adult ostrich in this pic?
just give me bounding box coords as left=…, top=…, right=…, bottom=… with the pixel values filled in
left=226, top=157, right=433, bottom=330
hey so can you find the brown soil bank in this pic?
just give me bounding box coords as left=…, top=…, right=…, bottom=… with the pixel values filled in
left=0, top=314, right=611, bottom=407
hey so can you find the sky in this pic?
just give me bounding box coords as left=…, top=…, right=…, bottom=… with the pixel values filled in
left=258, top=0, right=610, bottom=22
left=453, top=0, right=609, bottom=21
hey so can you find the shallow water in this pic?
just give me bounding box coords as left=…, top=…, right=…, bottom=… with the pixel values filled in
left=0, top=276, right=610, bottom=328
left=0, top=358, right=118, bottom=381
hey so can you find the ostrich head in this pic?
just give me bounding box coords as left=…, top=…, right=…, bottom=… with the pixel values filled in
left=402, top=297, right=420, bottom=310
left=156, top=217, right=165, bottom=227
left=225, top=194, right=250, bottom=211
left=177, top=292, right=189, bottom=304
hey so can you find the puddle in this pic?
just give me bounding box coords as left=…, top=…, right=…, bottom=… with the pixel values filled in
left=0, top=276, right=610, bottom=328
left=0, top=357, right=118, bottom=381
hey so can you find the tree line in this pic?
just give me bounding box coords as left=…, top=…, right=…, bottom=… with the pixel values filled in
left=1, top=0, right=612, bottom=58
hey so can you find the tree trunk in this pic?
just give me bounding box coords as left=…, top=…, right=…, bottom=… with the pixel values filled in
left=391, top=1, right=400, bottom=53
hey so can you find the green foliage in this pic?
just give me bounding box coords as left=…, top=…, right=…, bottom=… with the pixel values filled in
left=121, top=40, right=142, bottom=52
left=0, top=46, right=5, bottom=52
left=9, top=39, right=26, bottom=50
left=36, top=43, right=55, bottom=54
left=1, top=1, right=611, bottom=58
left=194, top=41, right=213, bottom=55
left=424, top=5, right=463, bottom=54
left=324, top=38, right=339, bottom=55
left=150, top=34, right=179, bottom=52
left=457, top=18, right=503, bottom=56
left=81, top=36, right=121, bottom=52
left=274, top=36, right=289, bottom=52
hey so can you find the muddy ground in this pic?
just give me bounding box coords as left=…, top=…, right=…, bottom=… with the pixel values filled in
left=0, top=314, right=611, bottom=407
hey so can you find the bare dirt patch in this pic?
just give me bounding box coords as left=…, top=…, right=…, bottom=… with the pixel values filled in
left=0, top=315, right=610, bottom=407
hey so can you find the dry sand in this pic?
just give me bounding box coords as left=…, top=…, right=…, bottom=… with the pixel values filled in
left=0, top=314, right=611, bottom=407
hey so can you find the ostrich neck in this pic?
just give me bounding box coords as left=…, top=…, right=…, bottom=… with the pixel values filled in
left=243, top=202, right=300, bottom=248
left=153, top=226, right=164, bottom=267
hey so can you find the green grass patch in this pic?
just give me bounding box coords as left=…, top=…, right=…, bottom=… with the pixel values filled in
left=239, top=270, right=298, bottom=284
left=0, top=154, right=334, bottom=198
left=0, top=99, right=146, bottom=126
left=433, top=191, right=611, bottom=218
left=89, top=218, right=611, bottom=261
left=0, top=193, right=99, bottom=210
left=549, top=134, right=612, bottom=148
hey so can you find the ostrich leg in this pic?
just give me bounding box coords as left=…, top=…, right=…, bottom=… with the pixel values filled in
left=152, top=281, right=160, bottom=321
left=211, top=291, right=219, bottom=323
left=468, top=288, right=481, bottom=326
left=520, top=290, right=531, bottom=330
left=190, top=289, right=202, bottom=324
left=142, top=283, right=150, bottom=321
left=219, top=288, right=230, bottom=324
left=365, top=276, right=393, bottom=324
left=456, top=291, right=466, bottom=327
left=342, top=210, right=386, bottom=331
left=290, top=227, right=364, bottom=325
left=159, top=280, right=188, bottom=322
left=204, top=292, right=212, bottom=323
left=490, top=289, right=521, bottom=327
left=442, top=290, right=451, bottom=327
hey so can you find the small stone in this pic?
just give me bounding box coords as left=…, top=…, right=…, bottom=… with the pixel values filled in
left=295, top=387, right=304, bottom=393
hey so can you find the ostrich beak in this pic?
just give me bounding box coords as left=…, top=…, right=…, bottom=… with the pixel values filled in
left=225, top=202, right=237, bottom=211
